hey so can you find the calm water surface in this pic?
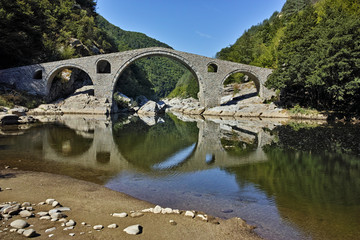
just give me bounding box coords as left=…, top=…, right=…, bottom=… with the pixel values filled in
left=0, top=114, right=359, bottom=240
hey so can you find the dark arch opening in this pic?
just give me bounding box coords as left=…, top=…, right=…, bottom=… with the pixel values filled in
left=97, top=60, right=111, bottom=74
left=221, top=71, right=260, bottom=105
left=47, top=67, right=93, bottom=102
left=113, top=54, right=200, bottom=112
left=208, top=63, right=218, bottom=73
left=33, top=69, right=42, bottom=79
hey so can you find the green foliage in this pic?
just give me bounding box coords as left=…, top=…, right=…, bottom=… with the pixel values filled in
left=115, top=64, right=156, bottom=100
left=216, top=10, right=285, bottom=69
left=218, top=0, right=360, bottom=114
left=167, top=71, right=199, bottom=99
left=267, top=0, right=360, bottom=113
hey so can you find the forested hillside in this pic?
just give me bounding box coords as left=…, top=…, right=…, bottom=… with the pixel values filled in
left=217, top=0, right=360, bottom=114
left=0, top=0, right=192, bottom=101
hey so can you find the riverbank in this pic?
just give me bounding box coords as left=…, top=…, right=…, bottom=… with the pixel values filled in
left=0, top=169, right=262, bottom=240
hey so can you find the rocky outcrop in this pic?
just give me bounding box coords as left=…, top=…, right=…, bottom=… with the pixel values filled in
left=137, top=100, right=166, bottom=116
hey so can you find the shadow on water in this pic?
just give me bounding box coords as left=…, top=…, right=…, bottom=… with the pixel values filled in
left=0, top=114, right=360, bottom=240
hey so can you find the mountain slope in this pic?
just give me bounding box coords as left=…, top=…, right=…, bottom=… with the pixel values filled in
left=216, top=0, right=360, bottom=114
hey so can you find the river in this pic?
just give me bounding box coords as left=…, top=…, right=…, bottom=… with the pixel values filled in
left=0, top=113, right=359, bottom=240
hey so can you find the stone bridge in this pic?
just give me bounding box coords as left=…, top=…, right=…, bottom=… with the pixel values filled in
left=0, top=47, right=274, bottom=112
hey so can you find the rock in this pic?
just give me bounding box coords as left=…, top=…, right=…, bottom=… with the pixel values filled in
left=173, top=209, right=181, bottom=214
left=130, top=212, right=144, bottom=218
left=49, top=207, right=70, bottom=214
left=196, top=214, right=208, bottom=221
left=123, top=224, right=142, bottom=235
left=137, top=100, right=165, bottom=116
left=169, top=220, right=177, bottom=226
left=141, top=208, right=153, bottom=213
left=0, top=114, right=19, bottom=125
left=45, top=227, right=56, bottom=233
left=37, top=211, right=49, bottom=217
left=10, top=228, right=17, bottom=233
left=3, top=204, right=20, bottom=215
left=21, top=202, right=31, bottom=207
left=65, top=220, right=76, bottom=227
left=153, top=205, right=162, bottom=214
left=17, top=229, right=25, bottom=234
left=23, top=229, right=36, bottom=238
left=45, top=199, right=55, bottom=205
left=63, top=226, right=74, bottom=231
left=69, top=233, right=75, bottom=237
left=19, top=210, right=33, bottom=218
left=185, top=211, right=195, bottom=218
left=50, top=212, right=65, bottom=219
left=107, top=223, right=118, bottom=229
left=112, top=212, right=127, bottom=218
left=48, top=234, right=54, bottom=238
left=162, top=208, right=173, bottom=214
left=52, top=201, right=60, bottom=207
left=10, top=219, right=29, bottom=229
left=40, top=216, right=51, bottom=220
left=93, top=225, right=103, bottom=230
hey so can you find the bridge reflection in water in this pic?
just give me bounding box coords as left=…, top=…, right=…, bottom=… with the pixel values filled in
left=39, top=114, right=276, bottom=175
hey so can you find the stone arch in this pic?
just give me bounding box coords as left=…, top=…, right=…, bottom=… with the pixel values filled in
left=46, top=64, right=93, bottom=95
left=112, top=49, right=205, bottom=105
left=222, top=69, right=261, bottom=94
left=33, top=69, right=43, bottom=79
left=96, top=59, right=111, bottom=74
left=207, top=62, right=218, bottom=73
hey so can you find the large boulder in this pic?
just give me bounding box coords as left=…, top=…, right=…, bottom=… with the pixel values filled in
left=137, top=100, right=166, bottom=116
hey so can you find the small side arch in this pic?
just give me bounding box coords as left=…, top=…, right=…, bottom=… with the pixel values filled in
left=97, top=59, right=111, bottom=74
left=207, top=62, right=218, bottom=73
left=33, top=69, right=43, bottom=79
left=45, top=64, right=93, bottom=95
left=222, top=69, right=261, bottom=94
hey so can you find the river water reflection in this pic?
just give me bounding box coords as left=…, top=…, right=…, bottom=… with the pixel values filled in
left=0, top=113, right=359, bottom=240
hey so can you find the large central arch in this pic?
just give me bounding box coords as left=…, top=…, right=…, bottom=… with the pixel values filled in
left=111, top=49, right=205, bottom=105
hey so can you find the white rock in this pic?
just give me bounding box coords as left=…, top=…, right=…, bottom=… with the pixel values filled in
left=163, top=208, right=173, bottom=214
left=69, top=233, right=75, bottom=236
left=10, top=219, right=28, bottom=229
left=112, top=212, right=127, bottom=218
left=51, top=212, right=65, bottom=219
left=10, top=228, right=17, bottom=233
left=153, top=205, right=162, bottom=214
left=66, top=220, right=75, bottom=227
left=141, top=208, right=153, bottom=213
left=38, top=202, right=46, bottom=205
left=130, top=212, right=144, bottom=218
left=48, top=234, right=54, bottom=238
left=173, top=209, right=180, bottom=214
left=107, top=223, right=118, bottom=229
left=40, top=216, right=51, bottom=220
left=123, top=224, right=142, bottom=235
left=17, top=229, right=25, bottom=234
left=21, top=202, right=31, bottom=207
left=19, top=210, right=33, bottom=218
left=45, top=199, right=55, bottom=205
left=81, top=222, right=86, bottom=225
left=196, top=214, right=208, bottom=221
left=50, top=207, right=70, bottom=213
left=36, top=212, right=49, bottom=217
left=63, top=226, right=74, bottom=231
left=51, top=201, right=60, bottom=207
left=45, top=227, right=56, bottom=233
left=23, top=229, right=36, bottom=238
left=185, top=211, right=195, bottom=218
left=93, top=225, right=103, bottom=230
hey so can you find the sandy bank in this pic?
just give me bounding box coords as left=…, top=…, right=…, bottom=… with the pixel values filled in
left=0, top=170, right=261, bottom=240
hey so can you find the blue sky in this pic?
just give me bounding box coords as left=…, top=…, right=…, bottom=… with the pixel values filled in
left=96, top=0, right=287, bottom=57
